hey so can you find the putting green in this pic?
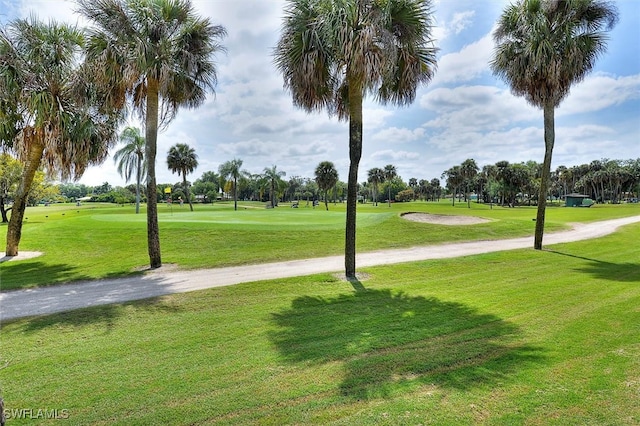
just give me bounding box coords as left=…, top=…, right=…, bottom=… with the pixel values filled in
left=91, top=208, right=392, bottom=229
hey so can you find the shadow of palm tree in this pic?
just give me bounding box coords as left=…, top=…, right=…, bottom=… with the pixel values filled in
left=269, top=289, right=544, bottom=399
left=20, top=295, right=183, bottom=333
left=547, top=250, right=640, bottom=283
left=0, top=261, right=93, bottom=291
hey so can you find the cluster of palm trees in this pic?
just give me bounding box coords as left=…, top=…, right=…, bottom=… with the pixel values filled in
left=195, top=160, right=288, bottom=210
left=192, top=161, right=338, bottom=211
left=557, top=159, right=640, bottom=203
left=1, top=0, right=226, bottom=268
left=441, top=157, right=640, bottom=208
left=366, top=165, right=398, bottom=207
left=1, top=0, right=620, bottom=278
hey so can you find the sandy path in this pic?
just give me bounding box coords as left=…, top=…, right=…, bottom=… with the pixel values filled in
left=1, top=215, right=639, bottom=321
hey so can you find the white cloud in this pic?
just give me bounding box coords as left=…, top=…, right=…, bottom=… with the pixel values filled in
left=4, top=0, right=637, bottom=188
left=433, top=9, right=475, bottom=42
left=373, top=127, right=425, bottom=143
left=431, top=29, right=494, bottom=85
left=370, top=149, right=421, bottom=161
left=558, top=73, right=640, bottom=116
left=363, top=107, right=395, bottom=130
left=450, top=11, right=476, bottom=35
left=421, top=85, right=539, bottom=131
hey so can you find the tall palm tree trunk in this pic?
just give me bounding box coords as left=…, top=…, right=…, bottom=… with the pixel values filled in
left=183, top=173, right=194, bottom=211
left=345, top=79, right=363, bottom=278
left=5, top=140, right=45, bottom=256
left=534, top=102, right=555, bottom=250
left=145, top=78, right=161, bottom=268
left=270, top=182, right=275, bottom=207
left=233, top=177, right=238, bottom=211
left=135, top=156, right=142, bottom=214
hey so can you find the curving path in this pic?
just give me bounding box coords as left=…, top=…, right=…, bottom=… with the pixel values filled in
left=1, top=215, right=639, bottom=321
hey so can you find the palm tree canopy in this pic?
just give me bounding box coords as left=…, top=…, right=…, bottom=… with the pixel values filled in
left=442, top=165, right=463, bottom=187
left=315, top=161, right=339, bottom=191
left=78, top=0, right=227, bottom=126
left=491, top=0, right=618, bottom=108
left=367, top=167, right=384, bottom=185
left=219, top=158, right=244, bottom=182
left=263, top=165, right=286, bottom=182
left=460, top=158, right=478, bottom=180
left=0, top=17, right=120, bottom=180
left=113, top=127, right=146, bottom=182
left=383, top=164, right=397, bottom=181
left=274, top=0, right=438, bottom=120
left=167, top=143, right=198, bottom=178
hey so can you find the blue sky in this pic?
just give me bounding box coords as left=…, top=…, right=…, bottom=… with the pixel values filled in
left=1, top=0, right=638, bottom=187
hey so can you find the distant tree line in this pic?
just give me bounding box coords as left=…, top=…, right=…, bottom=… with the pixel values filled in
left=442, top=158, right=640, bottom=208
left=5, top=154, right=635, bottom=223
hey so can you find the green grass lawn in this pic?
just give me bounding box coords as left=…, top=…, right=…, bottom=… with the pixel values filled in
left=1, top=219, right=638, bottom=424
left=2, top=199, right=638, bottom=290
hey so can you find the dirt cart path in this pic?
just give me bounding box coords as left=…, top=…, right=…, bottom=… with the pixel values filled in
left=2, top=215, right=639, bottom=321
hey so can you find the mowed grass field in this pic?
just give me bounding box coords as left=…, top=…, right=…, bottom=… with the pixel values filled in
left=1, top=199, right=639, bottom=290
left=0, top=200, right=638, bottom=424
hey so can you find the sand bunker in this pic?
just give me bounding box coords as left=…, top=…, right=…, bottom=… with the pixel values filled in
left=401, top=212, right=490, bottom=225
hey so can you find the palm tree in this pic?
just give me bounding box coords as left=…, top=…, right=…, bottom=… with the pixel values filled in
left=482, top=164, right=498, bottom=208
left=442, top=166, right=463, bottom=206
left=263, top=165, right=286, bottom=208
left=78, top=0, right=227, bottom=268
left=114, top=127, right=146, bottom=214
left=383, top=164, right=397, bottom=207
left=408, top=177, right=418, bottom=201
left=315, top=161, right=339, bottom=211
left=0, top=17, right=120, bottom=256
left=367, top=168, right=384, bottom=206
left=167, top=143, right=198, bottom=211
left=275, top=0, right=438, bottom=278
left=491, top=0, right=618, bottom=249
left=219, top=159, right=245, bottom=211
left=0, top=153, right=22, bottom=223
left=460, top=158, right=478, bottom=208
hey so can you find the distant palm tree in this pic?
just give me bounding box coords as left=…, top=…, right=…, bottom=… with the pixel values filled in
left=0, top=17, right=119, bottom=256
left=275, top=0, right=438, bottom=278
left=78, top=0, right=227, bottom=268
left=491, top=0, right=618, bottom=249
left=408, top=178, right=418, bottom=201
left=114, top=127, right=146, bottom=214
left=167, top=144, right=198, bottom=211
left=263, top=165, right=286, bottom=208
left=314, top=161, right=339, bottom=211
left=219, top=159, right=245, bottom=211
left=383, top=164, right=397, bottom=207
left=0, top=153, right=22, bottom=223
left=367, top=168, right=384, bottom=206
left=442, top=166, right=463, bottom=206
left=460, top=158, right=478, bottom=208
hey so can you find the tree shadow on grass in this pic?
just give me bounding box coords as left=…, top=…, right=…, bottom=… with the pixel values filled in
left=547, top=250, right=640, bottom=283
left=269, top=289, right=544, bottom=400
left=20, top=296, right=182, bottom=334
left=0, top=261, right=93, bottom=291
